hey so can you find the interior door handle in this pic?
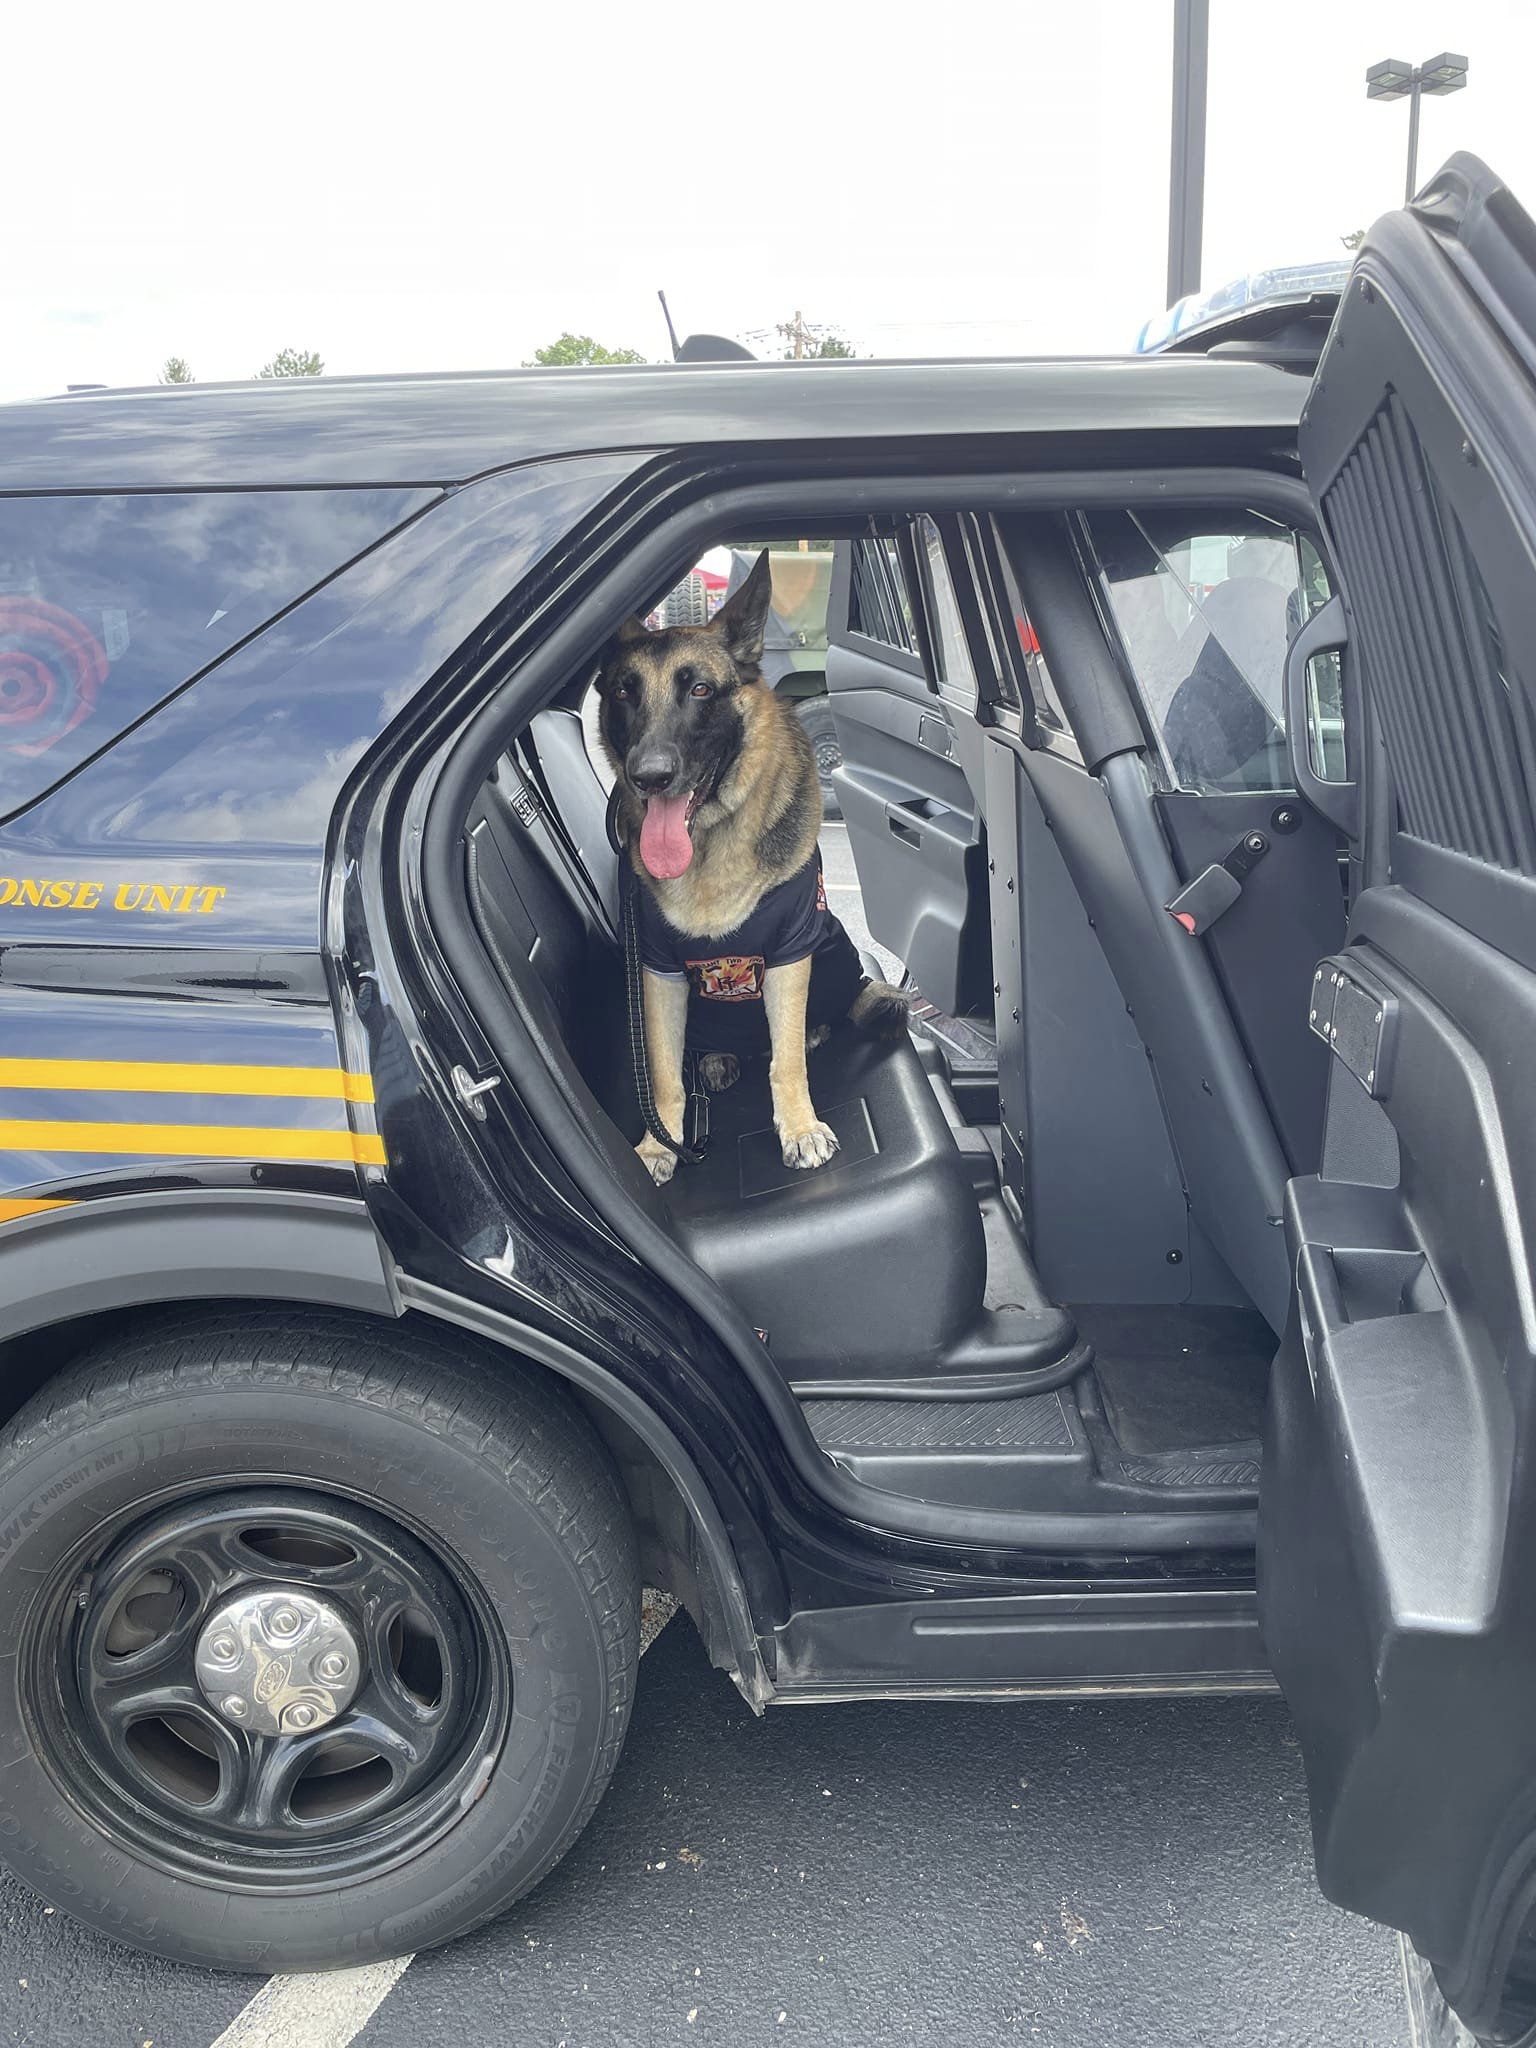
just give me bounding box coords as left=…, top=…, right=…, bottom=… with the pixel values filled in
left=884, top=800, right=924, bottom=847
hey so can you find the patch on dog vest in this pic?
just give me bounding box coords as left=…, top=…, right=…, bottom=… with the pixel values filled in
left=685, top=954, right=766, bottom=1002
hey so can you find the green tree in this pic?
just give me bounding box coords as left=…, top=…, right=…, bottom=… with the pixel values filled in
left=159, top=356, right=195, bottom=384
left=1340, top=229, right=1366, bottom=251
left=794, top=331, right=854, bottom=359
left=525, top=332, right=647, bottom=367
left=257, top=347, right=324, bottom=379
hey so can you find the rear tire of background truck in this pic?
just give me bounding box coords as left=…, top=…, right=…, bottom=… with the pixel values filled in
left=795, top=694, right=843, bottom=820
left=0, top=1307, right=639, bottom=1972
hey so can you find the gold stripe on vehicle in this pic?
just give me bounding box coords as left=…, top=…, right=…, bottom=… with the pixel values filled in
left=0, top=1059, right=375, bottom=1103
left=0, top=1120, right=386, bottom=1166
left=0, top=1196, right=74, bottom=1222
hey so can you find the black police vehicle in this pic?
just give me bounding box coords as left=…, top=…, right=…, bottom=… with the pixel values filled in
left=0, top=155, right=1531, bottom=2036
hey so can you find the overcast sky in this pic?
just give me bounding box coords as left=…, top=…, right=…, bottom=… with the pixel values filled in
left=7, top=0, right=1535, bottom=399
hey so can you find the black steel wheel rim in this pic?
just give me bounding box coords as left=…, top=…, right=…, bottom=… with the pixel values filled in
left=23, top=1486, right=510, bottom=1892
left=812, top=731, right=842, bottom=780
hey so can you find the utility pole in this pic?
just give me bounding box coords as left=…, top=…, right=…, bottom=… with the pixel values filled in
left=779, top=309, right=810, bottom=360
left=1167, top=0, right=1210, bottom=309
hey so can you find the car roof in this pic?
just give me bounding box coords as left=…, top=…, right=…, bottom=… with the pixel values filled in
left=0, top=356, right=1305, bottom=492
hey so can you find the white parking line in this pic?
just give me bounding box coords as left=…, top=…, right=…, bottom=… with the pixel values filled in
left=208, top=1957, right=412, bottom=2048
left=205, top=1593, right=679, bottom=2048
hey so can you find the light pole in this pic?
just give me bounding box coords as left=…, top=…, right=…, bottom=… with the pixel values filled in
left=1167, top=0, right=1210, bottom=308
left=1365, top=53, right=1469, bottom=204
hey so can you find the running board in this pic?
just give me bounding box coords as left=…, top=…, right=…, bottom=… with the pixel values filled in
left=771, top=1587, right=1273, bottom=1700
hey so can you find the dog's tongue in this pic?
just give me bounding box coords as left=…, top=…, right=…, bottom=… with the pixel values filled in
left=639, top=793, right=695, bottom=879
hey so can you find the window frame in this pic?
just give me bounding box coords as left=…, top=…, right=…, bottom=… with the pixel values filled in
left=839, top=531, right=926, bottom=681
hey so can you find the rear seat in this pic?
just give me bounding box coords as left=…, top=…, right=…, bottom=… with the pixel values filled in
left=464, top=722, right=1084, bottom=1399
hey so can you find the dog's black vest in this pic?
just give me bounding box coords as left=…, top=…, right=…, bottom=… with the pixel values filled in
left=634, top=848, right=866, bottom=1056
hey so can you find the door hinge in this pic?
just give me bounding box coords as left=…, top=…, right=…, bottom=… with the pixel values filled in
left=451, top=1065, right=503, bottom=1119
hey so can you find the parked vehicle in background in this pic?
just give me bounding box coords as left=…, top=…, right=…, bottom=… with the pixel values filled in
left=658, top=544, right=842, bottom=814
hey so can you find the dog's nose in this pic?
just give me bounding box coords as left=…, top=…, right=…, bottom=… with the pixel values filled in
left=628, top=745, right=683, bottom=795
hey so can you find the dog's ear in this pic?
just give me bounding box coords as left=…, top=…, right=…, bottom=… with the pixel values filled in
left=602, top=614, right=650, bottom=667
left=711, top=552, right=773, bottom=671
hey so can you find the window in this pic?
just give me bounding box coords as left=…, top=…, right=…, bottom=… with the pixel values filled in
left=0, top=487, right=430, bottom=816
left=918, top=517, right=978, bottom=712
left=1084, top=509, right=1322, bottom=795
left=847, top=537, right=916, bottom=654
left=990, top=538, right=1077, bottom=753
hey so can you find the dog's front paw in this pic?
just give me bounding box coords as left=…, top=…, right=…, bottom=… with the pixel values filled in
left=636, top=1134, right=678, bottom=1185
left=698, top=1052, right=740, bottom=1094
left=779, top=1119, right=840, bottom=1171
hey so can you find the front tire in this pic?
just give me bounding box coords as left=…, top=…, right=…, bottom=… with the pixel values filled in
left=0, top=1308, right=639, bottom=1971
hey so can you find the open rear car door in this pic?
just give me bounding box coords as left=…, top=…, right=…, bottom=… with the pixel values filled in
left=1261, top=154, right=1536, bottom=2042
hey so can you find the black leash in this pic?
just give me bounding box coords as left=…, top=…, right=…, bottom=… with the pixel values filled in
left=607, top=786, right=709, bottom=1165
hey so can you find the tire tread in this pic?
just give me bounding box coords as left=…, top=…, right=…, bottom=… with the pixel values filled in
left=0, top=1304, right=641, bottom=1964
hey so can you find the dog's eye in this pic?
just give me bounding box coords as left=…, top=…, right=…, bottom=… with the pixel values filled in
left=612, top=674, right=638, bottom=700
left=689, top=680, right=714, bottom=699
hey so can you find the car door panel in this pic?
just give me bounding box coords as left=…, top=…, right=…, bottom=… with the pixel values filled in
left=826, top=537, right=990, bottom=1012
left=1259, top=153, right=1536, bottom=2041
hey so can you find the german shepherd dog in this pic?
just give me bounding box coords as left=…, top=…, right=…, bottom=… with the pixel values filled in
left=599, top=553, right=909, bottom=1186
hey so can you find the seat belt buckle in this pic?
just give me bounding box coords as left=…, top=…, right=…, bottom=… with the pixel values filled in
left=683, top=1054, right=711, bottom=1154
left=1165, top=830, right=1269, bottom=935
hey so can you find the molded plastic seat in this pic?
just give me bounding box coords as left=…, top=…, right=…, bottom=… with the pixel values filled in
left=466, top=736, right=1082, bottom=1399
left=660, top=1031, right=1077, bottom=1394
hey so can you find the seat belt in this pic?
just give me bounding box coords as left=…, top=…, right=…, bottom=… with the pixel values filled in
left=501, top=742, right=616, bottom=944
left=605, top=786, right=709, bottom=1166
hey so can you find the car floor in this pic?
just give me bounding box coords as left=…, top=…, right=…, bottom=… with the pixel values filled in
left=1077, top=1303, right=1275, bottom=1455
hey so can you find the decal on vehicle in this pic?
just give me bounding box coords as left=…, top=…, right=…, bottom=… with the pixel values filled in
left=0, top=1057, right=383, bottom=1180
left=0, top=1058, right=374, bottom=1102
left=0, top=1195, right=73, bottom=1223
left=0, top=878, right=229, bottom=914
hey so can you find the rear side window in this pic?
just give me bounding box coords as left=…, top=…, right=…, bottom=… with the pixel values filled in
left=0, top=487, right=432, bottom=816
left=918, top=515, right=979, bottom=713
left=847, top=537, right=917, bottom=654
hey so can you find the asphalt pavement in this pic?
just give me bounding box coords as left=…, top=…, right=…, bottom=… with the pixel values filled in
left=2, top=1609, right=1417, bottom=2048
left=819, top=821, right=903, bottom=983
